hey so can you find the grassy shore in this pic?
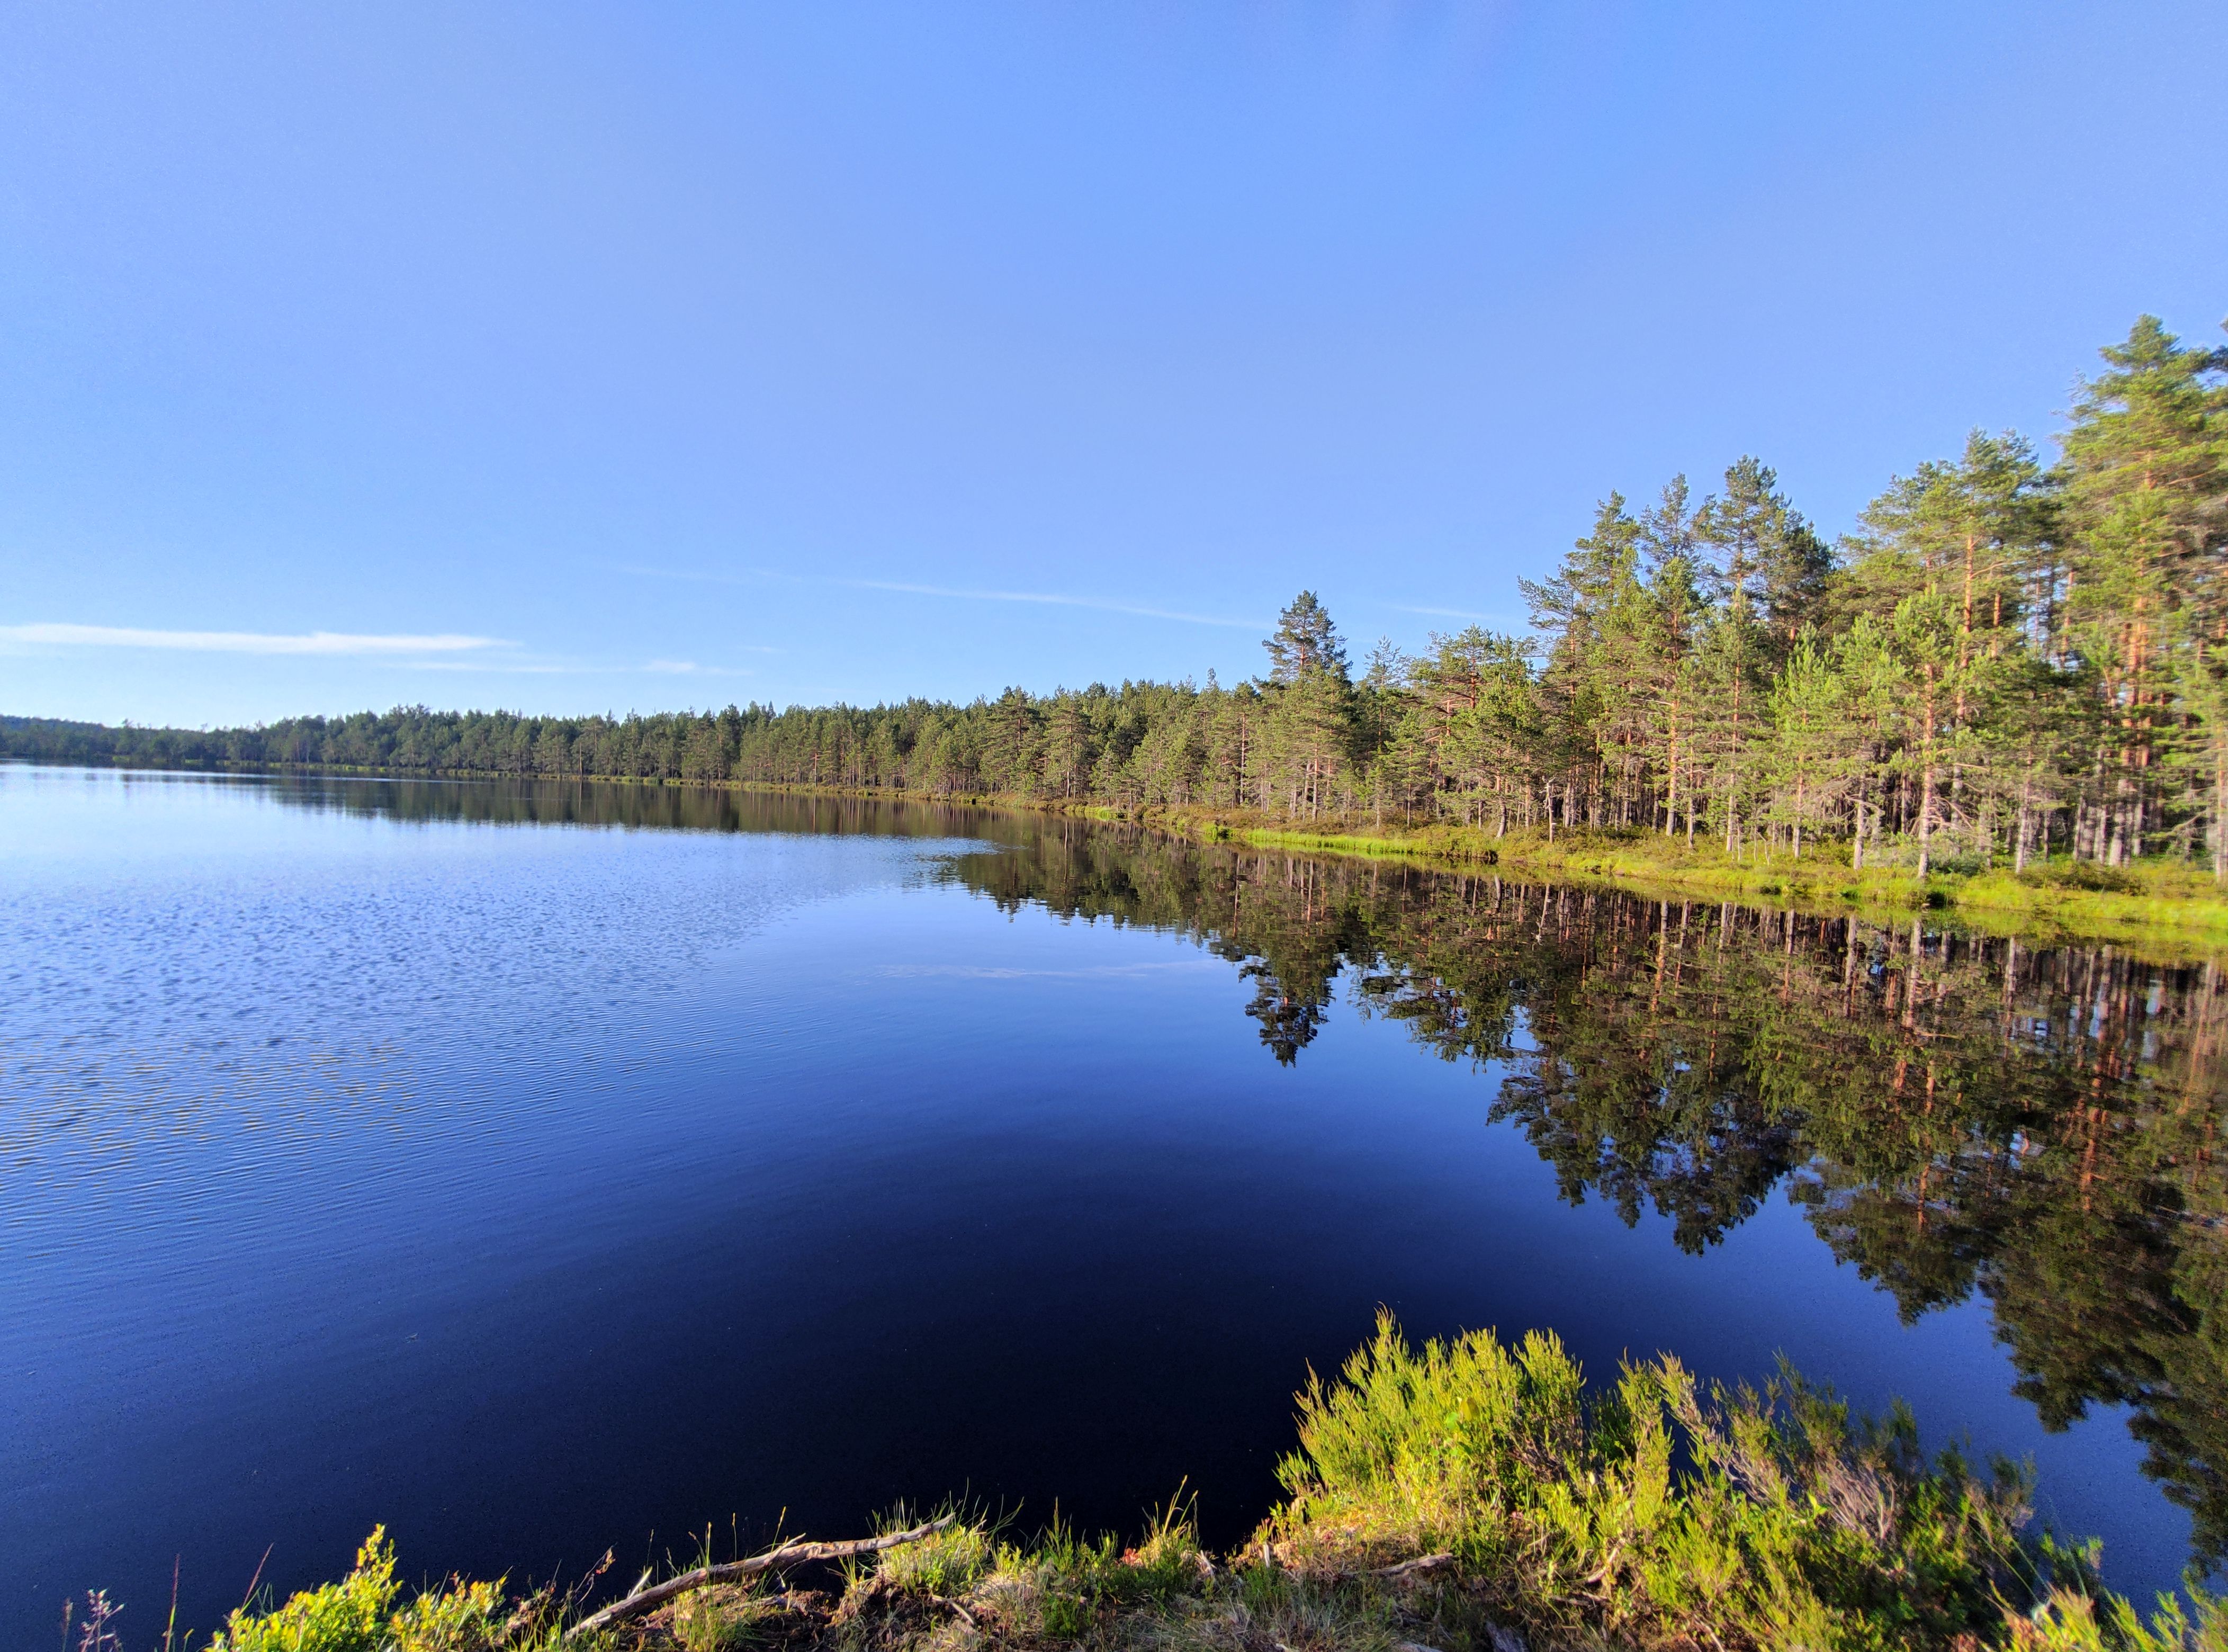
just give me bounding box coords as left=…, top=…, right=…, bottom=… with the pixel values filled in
left=939, top=787, right=2228, bottom=954
left=26, top=752, right=2228, bottom=950
left=661, top=776, right=2228, bottom=951
left=1205, top=821, right=2228, bottom=953
left=179, top=1319, right=2218, bottom=1652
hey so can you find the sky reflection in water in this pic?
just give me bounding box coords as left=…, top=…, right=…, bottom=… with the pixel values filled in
left=1, top=766, right=2219, bottom=1646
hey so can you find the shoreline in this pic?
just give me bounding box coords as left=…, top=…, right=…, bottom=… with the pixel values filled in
left=13, top=756, right=2228, bottom=954
left=182, top=1319, right=2219, bottom=1652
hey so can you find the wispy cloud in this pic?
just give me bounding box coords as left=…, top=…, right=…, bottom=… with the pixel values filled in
left=607, top=561, right=1266, bottom=631
left=0, top=623, right=506, bottom=655
left=1388, top=604, right=1515, bottom=624
left=412, top=657, right=753, bottom=678
left=0, top=622, right=756, bottom=680
left=412, top=660, right=573, bottom=675
left=845, top=578, right=1266, bottom=630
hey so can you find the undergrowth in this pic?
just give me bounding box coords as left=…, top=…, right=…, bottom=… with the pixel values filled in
left=149, top=1319, right=2226, bottom=1652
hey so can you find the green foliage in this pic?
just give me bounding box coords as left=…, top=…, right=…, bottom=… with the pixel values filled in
left=876, top=1519, right=993, bottom=1596
left=2007, top=1584, right=2228, bottom=1652
left=206, top=1531, right=402, bottom=1652
left=1035, top=1590, right=1095, bottom=1639
left=388, top=1578, right=511, bottom=1652
left=1270, top=1313, right=2095, bottom=1649
left=203, top=1530, right=535, bottom=1652
left=670, top=1587, right=768, bottom=1652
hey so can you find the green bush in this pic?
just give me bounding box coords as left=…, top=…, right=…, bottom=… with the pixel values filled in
left=1269, top=1312, right=2061, bottom=1649
left=206, top=1531, right=402, bottom=1652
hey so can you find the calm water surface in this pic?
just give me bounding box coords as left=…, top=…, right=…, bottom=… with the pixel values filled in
left=4, top=766, right=2223, bottom=1643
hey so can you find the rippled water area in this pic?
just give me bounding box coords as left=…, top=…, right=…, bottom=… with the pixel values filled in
left=4, top=765, right=2223, bottom=1642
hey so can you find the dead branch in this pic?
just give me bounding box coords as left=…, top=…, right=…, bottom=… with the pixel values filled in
left=929, top=1592, right=980, bottom=1631
left=563, top=1515, right=954, bottom=1641
left=1372, top=1552, right=1453, bottom=1579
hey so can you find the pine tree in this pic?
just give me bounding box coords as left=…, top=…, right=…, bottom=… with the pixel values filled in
left=2058, top=317, right=2228, bottom=865
left=1261, top=592, right=1356, bottom=819
left=1697, top=457, right=1831, bottom=657
left=1263, top=591, right=1349, bottom=683
left=1639, top=479, right=1708, bottom=836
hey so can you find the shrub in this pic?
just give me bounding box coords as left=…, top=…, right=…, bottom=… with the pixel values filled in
left=1266, top=1312, right=2064, bottom=1649
left=205, top=1531, right=401, bottom=1652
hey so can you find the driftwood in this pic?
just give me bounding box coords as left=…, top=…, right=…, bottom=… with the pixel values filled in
left=1372, top=1552, right=1453, bottom=1579
left=1253, top=1542, right=1456, bottom=1582
left=564, top=1515, right=955, bottom=1641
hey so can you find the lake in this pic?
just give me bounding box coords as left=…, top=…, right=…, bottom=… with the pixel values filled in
left=3, top=764, right=2221, bottom=1646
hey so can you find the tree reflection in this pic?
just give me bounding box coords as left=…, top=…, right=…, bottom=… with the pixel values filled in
left=945, top=821, right=2228, bottom=1573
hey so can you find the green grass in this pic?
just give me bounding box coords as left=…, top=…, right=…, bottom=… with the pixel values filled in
left=182, top=1319, right=2225, bottom=1651
left=59, top=749, right=2228, bottom=951
left=737, top=779, right=2228, bottom=952
left=1948, top=861, right=2228, bottom=947
left=1176, top=816, right=2228, bottom=954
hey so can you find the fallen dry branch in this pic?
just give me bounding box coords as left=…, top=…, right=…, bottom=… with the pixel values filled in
left=928, top=1592, right=980, bottom=1631
left=563, top=1515, right=955, bottom=1641
left=1372, top=1552, right=1453, bottom=1580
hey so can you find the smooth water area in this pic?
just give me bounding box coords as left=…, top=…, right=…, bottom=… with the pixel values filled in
left=4, top=766, right=2221, bottom=1644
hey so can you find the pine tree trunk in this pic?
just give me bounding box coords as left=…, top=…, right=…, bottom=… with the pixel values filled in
left=1917, top=670, right=1937, bottom=880
left=2214, top=741, right=2228, bottom=883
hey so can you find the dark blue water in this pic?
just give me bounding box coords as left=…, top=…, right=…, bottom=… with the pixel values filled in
left=2, top=766, right=2217, bottom=1645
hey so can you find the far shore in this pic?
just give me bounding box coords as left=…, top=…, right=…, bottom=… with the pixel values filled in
left=13, top=755, right=2228, bottom=955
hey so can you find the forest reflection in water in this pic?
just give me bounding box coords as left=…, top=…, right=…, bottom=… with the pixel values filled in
left=228, top=773, right=2227, bottom=1577
left=945, top=819, right=2228, bottom=1579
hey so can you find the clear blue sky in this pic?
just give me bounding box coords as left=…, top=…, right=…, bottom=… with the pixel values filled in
left=2, top=2, right=2222, bottom=727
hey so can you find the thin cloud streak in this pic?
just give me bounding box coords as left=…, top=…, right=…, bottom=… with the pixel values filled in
left=1388, top=604, right=1517, bottom=625
left=1, top=623, right=505, bottom=655
left=413, top=658, right=753, bottom=677
left=605, top=561, right=1265, bottom=631
left=411, top=660, right=574, bottom=675
left=1, top=623, right=756, bottom=680
left=843, top=578, right=1267, bottom=631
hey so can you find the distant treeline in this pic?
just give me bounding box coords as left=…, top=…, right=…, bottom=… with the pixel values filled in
left=7, top=314, right=2224, bottom=876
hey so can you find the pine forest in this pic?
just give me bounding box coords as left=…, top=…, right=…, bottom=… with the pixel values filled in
left=11, top=314, right=2226, bottom=881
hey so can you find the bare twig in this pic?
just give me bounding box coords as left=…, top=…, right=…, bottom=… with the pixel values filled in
left=563, top=1516, right=954, bottom=1641
left=929, top=1593, right=980, bottom=1631
left=563, top=1551, right=617, bottom=1620
left=1373, top=1553, right=1453, bottom=1580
